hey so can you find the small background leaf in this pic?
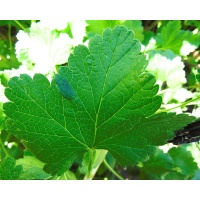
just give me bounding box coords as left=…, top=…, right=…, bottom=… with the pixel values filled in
left=0, top=157, right=23, bottom=180
left=16, top=155, right=51, bottom=180
left=86, top=20, right=144, bottom=42
left=155, top=20, right=200, bottom=55
left=168, top=146, right=198, bottom=176
left=140, top=148, right=173, bottom=177
left=196, top=68, right=200, bottom=83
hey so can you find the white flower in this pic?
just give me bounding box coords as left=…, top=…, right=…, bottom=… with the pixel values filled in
left=147, top=51, right=186, bottom=88
left=69, top=20, right=87, bottom=46
left=40, top=19, right=69, bottom=31
left=15, top=22, right=73, bottom=75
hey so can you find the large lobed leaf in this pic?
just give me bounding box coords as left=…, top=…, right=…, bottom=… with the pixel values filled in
left=3, top=26, right=195, bottom=175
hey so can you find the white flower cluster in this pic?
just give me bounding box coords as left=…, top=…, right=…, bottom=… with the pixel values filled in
left=147, top=50, right=193, bottom=104
left=15, top=20, right=87, bottom=76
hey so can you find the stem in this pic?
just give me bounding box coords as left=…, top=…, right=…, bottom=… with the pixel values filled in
left=14, top=20, right=26, bottom=31
left=64, top=173, right=67, bottom=180
left=157, top=96, right=200, bottom=113
left=5, top=132, right=11, bottom=142
left=83, top=150, right=98, bottom=180
left=8, top=24, right=12, bottom=50
left=103, top=159, right=124, bottom=180
left=0, top=139, right=9, bottom=157
left=83, top=149, right=107, bottom=180
left=147, top=20, right=160, bottom=30
left=85, top=149, right=94, bottom=178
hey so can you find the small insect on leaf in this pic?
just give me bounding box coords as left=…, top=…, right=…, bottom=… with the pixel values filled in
left=55, top=74, right=76, bottom=100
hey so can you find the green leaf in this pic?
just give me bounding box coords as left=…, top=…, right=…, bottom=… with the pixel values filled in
left=0, top=157, right=23, bottom=180
left=16, top=156, right=51, bottom=180
left=0, top=101, right=6, bottom=132
left=50, top=170, right=77, bottom=180
left=86, top=20, right=144, bottom=42
left=192, top=169, right=200, bottom=180
left=187, top=71, right=196, bottom=87
left=156, top=20, right=200, bottom=55
left=121, top=20, right=144, bottom=42
left=86, top=20, right=120, bottom=38
left=168, top=147, right=198, bottom=176
left=18, top=167, right=50, bottom=180
left=184, top=20, right=200, bottom=29
left=143, top=30, right=155, bottom=46
left=59, top=170, right=77, bottom=180
left=0, top=40, right=21, bottom=70
left=162, top=172, right=187, bottom=180
left=0, top=20, right=31, bottom=29
left=5, top=143, right=24, bottom=159
left=196, top=68, right=200, bottom=83
left=3, top=26, right=196, bottom=176
left=140, top=146, right=199, bottom=180
left=140, top=148, right=173, bottom=176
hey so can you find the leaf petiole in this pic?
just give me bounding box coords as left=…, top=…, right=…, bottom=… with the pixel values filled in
left=0, top=139, right=9, bottom=157
left=157, top=96, right=200, bottom=113
left=14, top=20, right=26, bottom=31
left=84, top=149, right=108, bottom=180
left=8, top=24, right=12, bottom=50
left=103, top=159, right=124, bottom=180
